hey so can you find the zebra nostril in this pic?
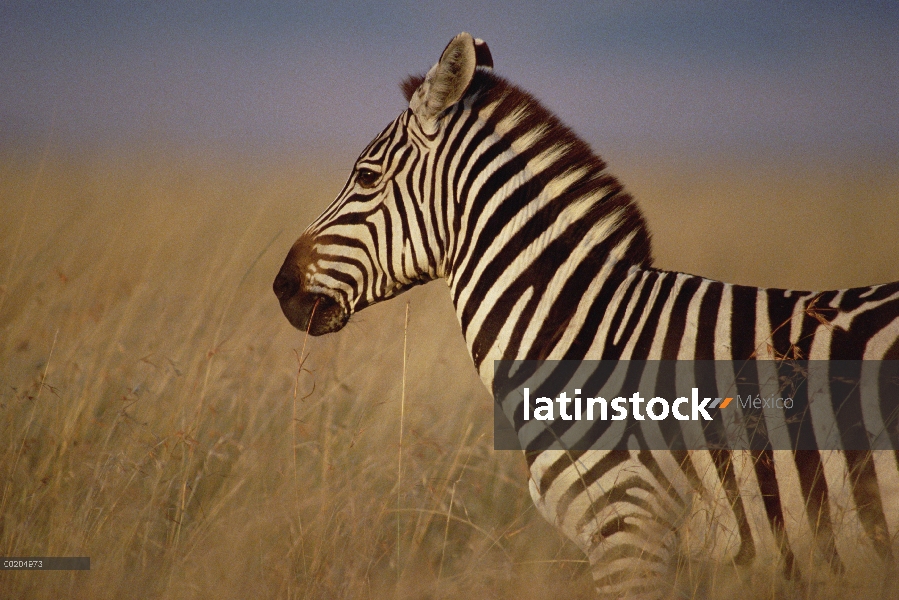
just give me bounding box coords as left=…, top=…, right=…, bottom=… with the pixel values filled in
left=273, top=270, right=300, bottom=300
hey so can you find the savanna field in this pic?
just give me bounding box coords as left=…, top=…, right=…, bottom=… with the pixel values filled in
left=1, top=142, right=897, bottom=599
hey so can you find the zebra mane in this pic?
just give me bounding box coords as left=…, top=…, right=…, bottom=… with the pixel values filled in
left=402, top=69, right=654, bottom=269
left=400, top=75, right=425, bottom=102
left=402, top=68, right=654, bottom=269
left=461, top=69, right=654, bottom=270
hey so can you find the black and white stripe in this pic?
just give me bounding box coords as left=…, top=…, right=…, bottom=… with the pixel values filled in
left=274, top=33, right=899, bottom=598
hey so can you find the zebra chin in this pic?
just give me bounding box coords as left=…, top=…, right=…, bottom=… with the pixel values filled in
left=277, top=291, right=348, bottom=336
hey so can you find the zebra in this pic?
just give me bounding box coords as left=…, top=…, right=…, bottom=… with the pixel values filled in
left=273, top=33, right=899, bottom=598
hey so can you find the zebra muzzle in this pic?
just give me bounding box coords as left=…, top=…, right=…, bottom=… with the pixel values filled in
left=273, top=262, right=348, bottom=336
left=275, top=287, right=347, bottom=336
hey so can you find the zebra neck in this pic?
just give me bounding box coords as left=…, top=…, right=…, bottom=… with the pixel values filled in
left=450, top=204, right=645, bottom=387
left=444, top=186, right=653, bottom=388
left=433, top=80, right=656, bottom=384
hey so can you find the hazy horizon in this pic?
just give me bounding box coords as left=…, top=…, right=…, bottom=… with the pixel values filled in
left=2, top=2, right=896, bottom=164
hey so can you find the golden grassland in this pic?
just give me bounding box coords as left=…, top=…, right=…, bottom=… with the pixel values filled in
left=0, top=145, right=897, bottom=599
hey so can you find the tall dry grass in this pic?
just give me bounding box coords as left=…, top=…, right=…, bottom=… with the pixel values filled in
left=0, top=147, right=590, bottom=599
left=0, top=145, right=896, bottom=599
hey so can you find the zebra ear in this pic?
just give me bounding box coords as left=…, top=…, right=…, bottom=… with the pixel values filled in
left=410, top=33, right=485, bottom=128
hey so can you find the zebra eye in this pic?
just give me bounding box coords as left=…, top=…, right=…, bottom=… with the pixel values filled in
left=356, top=168, right=380, bottom=189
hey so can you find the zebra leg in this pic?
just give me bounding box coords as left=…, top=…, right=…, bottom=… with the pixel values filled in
left=585, top=511, right=677, bottom=600
left=529, top=449, right=682, bottom=600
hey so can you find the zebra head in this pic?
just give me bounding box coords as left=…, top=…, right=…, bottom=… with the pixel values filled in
left=274, top=33, right=494, bottom=335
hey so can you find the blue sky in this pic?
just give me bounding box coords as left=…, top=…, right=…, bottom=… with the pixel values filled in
left=1, top=1, right=896, bottom=161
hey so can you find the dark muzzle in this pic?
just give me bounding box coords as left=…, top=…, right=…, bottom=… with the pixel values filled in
left=273, top=239, right=349, bottom=336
